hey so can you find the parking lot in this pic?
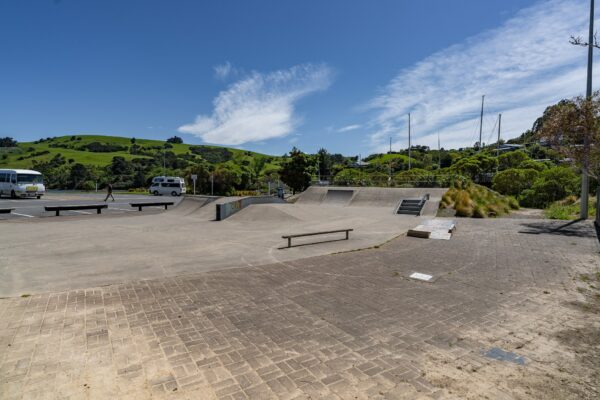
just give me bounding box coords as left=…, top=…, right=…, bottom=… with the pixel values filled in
left=0, top=192, right=183, bottom=219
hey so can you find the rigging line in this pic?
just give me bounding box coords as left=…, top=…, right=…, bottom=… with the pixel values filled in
left=486, top=115, right=498, bottom=147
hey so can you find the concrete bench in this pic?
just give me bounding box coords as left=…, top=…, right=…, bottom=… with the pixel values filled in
left=130, top=201, right=174, bottom=211
left=282, top=228, right=353, bottom=248
left=0, top=208, right=14, bottom=214
left=45, top=204, right=108, bottom=216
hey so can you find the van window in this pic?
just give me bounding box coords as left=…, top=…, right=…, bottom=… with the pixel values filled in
left=169, top=183, right=180, bottom=188
left=0, top=173, right=5, bottom=182
left=161, top=183, right=169, bottom=187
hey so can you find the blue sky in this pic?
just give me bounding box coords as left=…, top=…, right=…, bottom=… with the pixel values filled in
left=0, top=0, right=596, bottom=156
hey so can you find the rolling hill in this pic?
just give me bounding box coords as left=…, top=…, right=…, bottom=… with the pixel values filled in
left=0, top=135, right=276, bottom=169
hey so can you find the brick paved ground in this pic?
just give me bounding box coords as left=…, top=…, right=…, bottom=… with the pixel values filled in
left=1, top=218, right=599, bottom=399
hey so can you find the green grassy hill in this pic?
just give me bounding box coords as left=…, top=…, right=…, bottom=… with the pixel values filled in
left=0, top=135, right=274, bottom=169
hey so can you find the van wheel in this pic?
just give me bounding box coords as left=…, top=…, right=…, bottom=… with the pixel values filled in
left=36, top=195, right=41, bottom=199
left=153, top=190, right=159, bottom=196
left=171, top=191, right=177, bottom=196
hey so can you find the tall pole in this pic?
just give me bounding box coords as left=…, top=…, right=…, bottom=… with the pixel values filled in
left=408, top=113, right=412, bottom=170
left=479, top=95, right=485, bottom=151
left=211, top=173, right=214, bottom=196
left=496, top=113, right=502, bottom=173
left=581, top=0, right=594, bottom=219
left=389, top=136, right=392, bottom=153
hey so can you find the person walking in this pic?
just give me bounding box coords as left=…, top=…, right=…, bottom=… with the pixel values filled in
left=104, top=182, right=115, bottom=202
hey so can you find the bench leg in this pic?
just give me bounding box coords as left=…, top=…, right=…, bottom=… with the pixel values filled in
left=56, top=210, right=59, bottom=217
left=288, top=237, right=292, bottom=248
left=97, top=208, right=101, bottom=214
left=138, top=206, right=142, bottom=211
left=345, top=231, right=349, bottom=240
left=164, top=205, right=168, bottom=210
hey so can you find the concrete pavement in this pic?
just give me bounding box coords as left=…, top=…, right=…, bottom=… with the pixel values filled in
left=1, top=218, right=598, bottom=399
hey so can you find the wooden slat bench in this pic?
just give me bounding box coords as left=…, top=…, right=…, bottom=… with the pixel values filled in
left=130, top=201, right=174, bottom=211
left=45, top=204, right=108, bottom=216
left=281, top=228, right=354, bottom=248
left=0, top=208, right=14, bottom=214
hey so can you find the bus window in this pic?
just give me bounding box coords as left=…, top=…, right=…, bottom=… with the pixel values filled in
left=17, top=174, right=43, bottom=184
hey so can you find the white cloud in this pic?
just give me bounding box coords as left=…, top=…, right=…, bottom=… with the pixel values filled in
left=180, top=63, right=333, bottom=145
left=337, top=124, right=362, bottom=133
left=213, top=61, right=239, bottom=80
left=368, top=0, right=596, bottom=152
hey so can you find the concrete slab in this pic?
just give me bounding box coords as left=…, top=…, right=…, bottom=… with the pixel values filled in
left=0, top=195, right=431, bottom=296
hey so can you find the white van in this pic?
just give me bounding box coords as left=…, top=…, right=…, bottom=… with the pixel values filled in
left=0, top=169, right=46, bottom=199
left=149, top=176, right=186, bottom=196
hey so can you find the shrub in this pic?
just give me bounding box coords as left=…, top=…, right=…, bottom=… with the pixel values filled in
left=472, top=205, right=486, bottom=218
left=441, top=183, right=516, bottom=218
left=520, top=167, right=579, bottom=208
left=498, top=150, right=530, bottom=170
left=492, top=168, right=539, bottom=197
left=82, top=142, right=128, bottom=152
left=189, top=146, right=233, bottom=163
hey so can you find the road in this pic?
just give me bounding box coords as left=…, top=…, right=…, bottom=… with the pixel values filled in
left=0, top=191, right=183, bottom=219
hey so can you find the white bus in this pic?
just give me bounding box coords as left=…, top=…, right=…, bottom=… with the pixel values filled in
left=0, top=169, right=46, bottom=199
left=149, top=176, right=186, bottom=196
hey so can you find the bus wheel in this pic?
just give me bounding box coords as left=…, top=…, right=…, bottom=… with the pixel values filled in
left=171, top=191, right=177, bottom=196
left=36, top=195, right=41, bottom=199
left=153, top=191, right=159, bottom=196
left=10, top=190, right=16, bottom=199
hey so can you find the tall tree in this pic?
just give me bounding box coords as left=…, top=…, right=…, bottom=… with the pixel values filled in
left=166, top=136, right=183, bottom=144
left=279, top=147, right=311, bottom=194
left=538, top=93, right=600, bottom=180
left=0, top=137, right=17, bottom=147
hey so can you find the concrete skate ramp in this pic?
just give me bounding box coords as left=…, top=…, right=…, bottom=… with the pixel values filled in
left=295, top=186, right=447, bottom=213
left=227, top=204, right=301, bottom=223
left=322, top=189, right=354, bottom=206
left=169, top=196, right=216, bottom=217
left=294, top=186, right=327, bottom=204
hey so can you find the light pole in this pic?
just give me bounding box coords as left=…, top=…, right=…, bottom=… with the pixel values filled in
left=581, top=0, right=594, bottom=219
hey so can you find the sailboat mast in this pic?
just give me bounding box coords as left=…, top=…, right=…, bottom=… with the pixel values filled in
left=408, top=113, right=411, bottom=170
left=479, top=95, right=485, bottom=151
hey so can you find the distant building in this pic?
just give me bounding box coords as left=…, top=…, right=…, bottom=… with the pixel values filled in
left=497, top=144, right=524, bottom=152
left=350, top=160, right=370, bottom=168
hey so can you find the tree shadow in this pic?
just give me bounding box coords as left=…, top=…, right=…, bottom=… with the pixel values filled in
left=518, top=219, right=599, bottom=240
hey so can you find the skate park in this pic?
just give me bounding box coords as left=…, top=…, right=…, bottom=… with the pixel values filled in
left=0, top=186, right=446, bottom=297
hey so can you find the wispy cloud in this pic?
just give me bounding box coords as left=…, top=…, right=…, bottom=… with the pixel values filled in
left=337, top=124, right=362, bottom=133
left=368, top=0, right=595, bottom=152
left=180, top=63, right=333, bottom=145
left=213, top=61, right=240, bottom=80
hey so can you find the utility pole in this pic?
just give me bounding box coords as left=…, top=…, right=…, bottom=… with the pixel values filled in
left=479, top=95, right=485, bottom=151
left=496, top=113, right=502, bottom=173
left=569, top=0, right=597, bottom=218
left=389, top=137, right=392, bottom=153
left=211, top=173, right=214, bottom=196
left=408, top=113, right=412, bottom=170
left=582, top=0, right=594, bottom=218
